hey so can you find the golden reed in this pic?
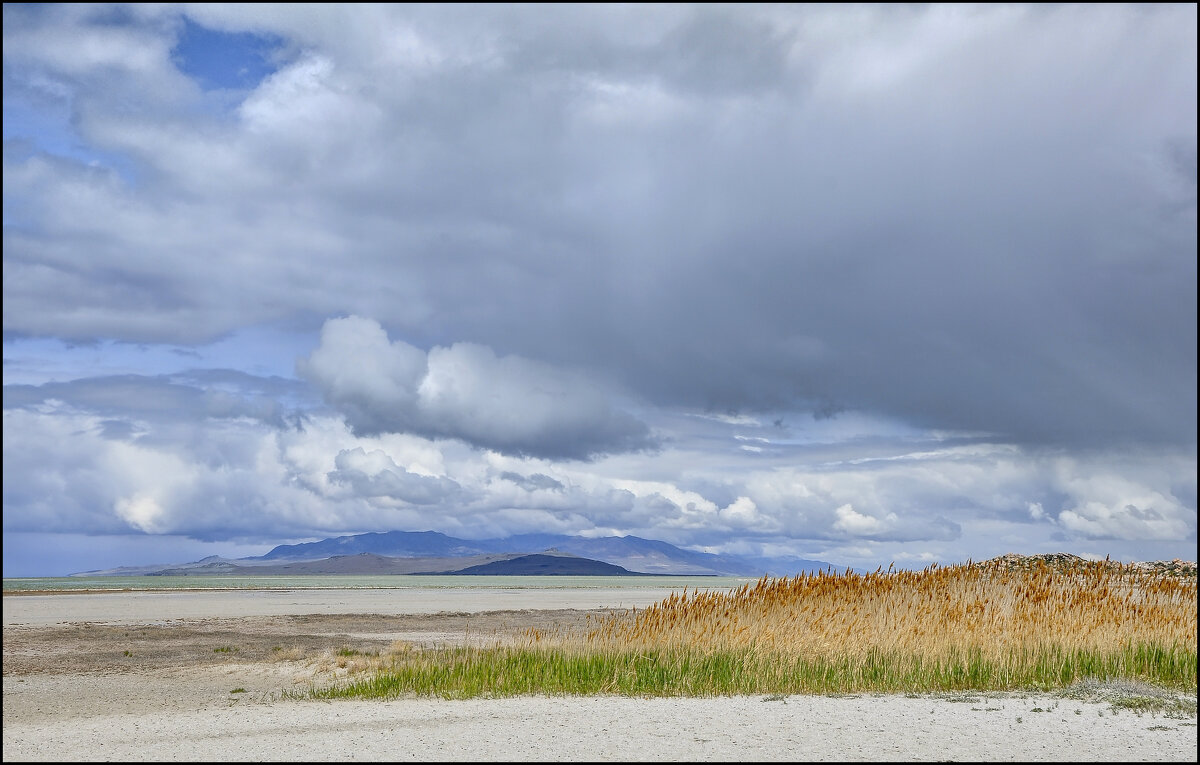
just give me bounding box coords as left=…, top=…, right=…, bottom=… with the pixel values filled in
left=570, top=560, right=1198, bottom=661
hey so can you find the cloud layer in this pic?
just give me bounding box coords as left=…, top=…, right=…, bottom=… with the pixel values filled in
left=5, top=4, right=1194, bottom=447
left=4, top=372, right=1194, bottom=569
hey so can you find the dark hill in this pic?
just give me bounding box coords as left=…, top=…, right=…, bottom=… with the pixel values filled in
left=447, top=553, right=639, bottom=576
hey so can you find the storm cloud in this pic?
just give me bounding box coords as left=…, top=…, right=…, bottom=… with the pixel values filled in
left=6, top=4, right=1194, bottom=446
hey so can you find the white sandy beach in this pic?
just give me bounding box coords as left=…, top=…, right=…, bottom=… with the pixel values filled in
left=8, top=686, right=1197, bottom=762
left=4, top=587, right=1197, bottom=762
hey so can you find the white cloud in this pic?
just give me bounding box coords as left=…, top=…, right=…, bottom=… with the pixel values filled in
left=1050, top=456, right=1196, bottom=541
left=299, top=316, right=654, bottom=459
left=719, top=496, right=765, bottom=528
left=297, top=315, right=428, bottom=428
left=327, top=447, right=461, bottom=505
left=1057, top=501, right=1189, bottom=542
left=832, top=503, right=897, bottom=536
left=114, top=494, right=168, bottom=534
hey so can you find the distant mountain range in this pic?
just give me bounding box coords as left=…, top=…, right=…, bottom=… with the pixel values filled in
left=72, top=530, right=845, bottom=577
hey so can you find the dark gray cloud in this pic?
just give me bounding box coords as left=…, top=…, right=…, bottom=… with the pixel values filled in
left=97, top=418, right=136, bottom=440
left=4, top=4, right=1193, bottom=451
left=500, top=471, right=565, bottom=493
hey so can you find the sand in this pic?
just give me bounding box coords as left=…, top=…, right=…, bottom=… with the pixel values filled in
left=4, top=587, right=1197, bottom=762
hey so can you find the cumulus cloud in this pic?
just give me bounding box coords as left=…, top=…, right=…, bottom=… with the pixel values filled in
left=718, top=496, right=766, bottom=528
left=1, top=402, right=460, bottom=542
left=298, top=316, right=655, bottom=459
left=327, top=447, right=460, bottom=505
left=832, top=504, right=898, bottom=537
left=1050, top=458, right=1196, bottom=541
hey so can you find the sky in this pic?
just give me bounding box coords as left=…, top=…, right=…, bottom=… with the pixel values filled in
left=2, top=3, right=1196, bottom=577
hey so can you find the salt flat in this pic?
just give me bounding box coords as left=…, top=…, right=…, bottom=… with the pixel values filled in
left=2, top=584, right=699, bottom=627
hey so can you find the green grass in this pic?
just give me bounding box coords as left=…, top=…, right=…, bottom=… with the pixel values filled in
left=296, top=642, right=1197, bottom=701
left=1055, top=677, right=1199, bottom=719
left=336, top=647, right=377, bottom=657
left=1110, top=695, right=1196, bottom=717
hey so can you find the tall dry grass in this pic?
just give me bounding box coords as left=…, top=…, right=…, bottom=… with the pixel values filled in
left=306, top=560, right=1197, bottom=699
left=573, top=560, right=1197, bottom=660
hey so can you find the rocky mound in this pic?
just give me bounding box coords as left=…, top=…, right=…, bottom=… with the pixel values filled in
left=980, top=552, right=1197, bottom=577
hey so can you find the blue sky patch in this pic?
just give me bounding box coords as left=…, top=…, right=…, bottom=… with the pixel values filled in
left=2, top=92, right=140, bottom=188
left=172, top=18, right=282, bottom=92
